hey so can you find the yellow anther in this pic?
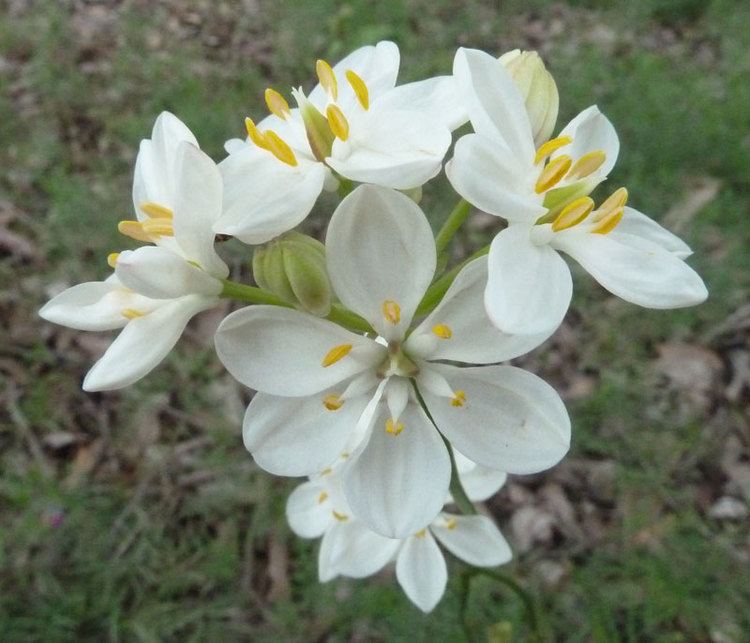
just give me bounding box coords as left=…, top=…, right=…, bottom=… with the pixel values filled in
left=444, top=517, right=458, bottom=530
left=382, top=300, right=401, bottom=325
left=332, top=510, right=349, bottom=522
left=322, top=343, right=353, bottom=367
left=317, top=491, right=328, bottom=504
left=107, top=252, right=119, bottom=268
left=432, top=324, right=452, bottom=339
left=345, top=69, right=369, bottom=110
left=141, top=218, right=174, bottom=237
left=534, top=135, right=572, bottom=165
left=590, top=207, right=624, bottom=235
left=263, top=130, right=298, bottom=166
left=341, top=451, right=350, bottom=459
left=567, top=150, right=606, bottom=180
left=451, top=390, right=466, bottom=407
left=117, top=220, right=152, bottom=243
left=593, top=187, right=628, bottom=222
left=385, top=418, right=405, bottom=436
left=551, top=196, right=595, bottom=232
left=139, top=202, right=173, bottom=220
left=121, top=308, right=144, bottom=320
left=535, top=154, right=572, bottom=193
left=264, top=88, right=291, bottom=119
left=323, top=394, right=344, bottom=411
left=321, top=467, right=333, bottom=476
left=414, top=529, right=427, bottom=538
left=316, top=59, right=338, bottom=100
left=244, top=117, right=269, bottom=149
left=326, top=104, right=349, bottom=141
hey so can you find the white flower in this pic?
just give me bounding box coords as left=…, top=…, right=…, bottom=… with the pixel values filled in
left=287, top=457, right=511, bottom=613
left=40, top=113, right=228, bottom=391
left=215, top=185, right=570, bottom=538
left=214, top=41, right=465, bottom=245
left=446, top=48, right=708, bottom=335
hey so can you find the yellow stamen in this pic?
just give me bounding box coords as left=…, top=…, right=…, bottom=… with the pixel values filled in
left=591, top=207, right=624, bottom=235
left=332, top=510, right=348, bottom=522
left=326, top=104, right=349, bottom=141
left=316, top=59, right=338, bottom=100
left=317, top=491, right=328, bottom=504
left=385, top=418, right=404, bottom=436
left=117, top=220, right=152, bottom=243
left=414, top=529, right=427, bottom=538
left=593, top=187, right=628, bottom=222
left=432, top=324, right=452, bottom=339
left=535, top=154, right=572, bottom=193
left=263, top=130, right=298, bottom=166
left=444, top=517, right=458, bottom=530
left=121, top=308, right=144, bottom=320
left=264, top=88, right=291, bottom=119
left=107, top=252, right=119, bottom=268
left=322, top=343, right=353, bottom=367
left=382, top=300, right=401, bottom=325
left=341, top=451, right=350, bottom=459
left=551, top=196, right=595, bottom=232
left=244, top=117, right=269, bottom=149
left=345, top=69, right=369, bottom=110
left=567, top=150, right=606, bottom=181
left=451, top=390, right=466, bottom=407
left=141, top=218, right=174, bottom=237
left=321, top=467, right=333, bottom=476
left=139, top=202, right=173, bottom=220
left=534, top=135, right=572, bottom=165
left=323, top=394, right=344, bottom=411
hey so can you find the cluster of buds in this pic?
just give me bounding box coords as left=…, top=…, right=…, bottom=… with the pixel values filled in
left=41, top=42, right=706, bottom=612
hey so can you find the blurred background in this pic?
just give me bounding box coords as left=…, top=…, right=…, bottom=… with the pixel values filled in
left=1, top=0, right=749, bottom=640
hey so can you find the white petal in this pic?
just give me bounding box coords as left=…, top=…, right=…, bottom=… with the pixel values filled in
left=224, top=138, right=246, bottom=155
left=327, top=108, right=451, bottom=190
left=446, top=134, right=543, bottom=223
left=455, top=453, right=508, bottom=502
left=39, top=280, right=153, bottom=331
left=453, top=48, right=535, bottom=167
left=286, top=480, right=332, bottom=538
left=406, top=257, right=552, bottom=364
left=343, top=401, right=450, bottom=538
left=611, top=207, right=692, bottom=258
left=554, top=230, right=707, bottom=309
left=215, top=146, right=326, bottom=245
left=242, top=390, right=372, bottom=477
left=214, top=305, right=385, bottom=397
left=431, top=514, right=512, bottom=567
left=421, top=364, right=571, bottom=474
left=325, top=520, right=401, bottom=579
left=557, top=105, right=619, bottom=180
left=83, top=294, right=215, bottom=391
left=326, top=185, right=436, bottom=340
left=115, top=246, right=222, bottom=300
left=395, top=531, right=447, bottom=613
left=171, top=142, right=228, bottom=277
left=373, top=75, right=467, bottom=131
left=485, top=225, right=572, bottom=335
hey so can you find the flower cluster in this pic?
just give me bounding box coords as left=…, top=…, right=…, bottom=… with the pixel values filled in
left=40, top=43, right=707, bottom=613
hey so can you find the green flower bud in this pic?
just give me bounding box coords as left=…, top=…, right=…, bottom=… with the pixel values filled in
left=499, top=49, right=559, bottom=148
left=252, top=232, right=332, bottom=317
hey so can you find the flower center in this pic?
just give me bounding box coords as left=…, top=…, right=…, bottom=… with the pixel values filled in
left=118, top=202, right=174, bottom=243
left=534, top=135, right=607, bottom=194
left=376, top=342, right=419, bottom=379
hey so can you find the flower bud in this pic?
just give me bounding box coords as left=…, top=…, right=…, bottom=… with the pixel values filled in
left=252, top=232, right=333, bottom=317
left=499, top=49, right=559, bottom=148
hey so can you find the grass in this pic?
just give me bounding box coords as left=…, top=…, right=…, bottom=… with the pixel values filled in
left=1, top=0, right=749, bottom=640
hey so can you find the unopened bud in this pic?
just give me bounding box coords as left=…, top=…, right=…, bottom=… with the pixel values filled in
left=252, top=232, right=332, bottom=317
left=293, top=88, right=335, bottom=162
left=499, top=50, right=559, bottom=148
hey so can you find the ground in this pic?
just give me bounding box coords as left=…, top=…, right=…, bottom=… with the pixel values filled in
left=1, top=0, right=749, bottom=641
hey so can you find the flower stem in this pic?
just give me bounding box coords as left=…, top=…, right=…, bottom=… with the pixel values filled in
left=435, top=199, right=471, bottom=255
left=220, top=280, right=373, bottom=334
left=475, top=569, right=541, bottom=639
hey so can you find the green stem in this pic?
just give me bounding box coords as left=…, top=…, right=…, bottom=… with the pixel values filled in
left=416, top=244, right=490, bottom=316
left=220, top=280, right=373, bottom=334
left=435, top=199, right=471, bottom=255
left=475, top=569, right=541, bottom=639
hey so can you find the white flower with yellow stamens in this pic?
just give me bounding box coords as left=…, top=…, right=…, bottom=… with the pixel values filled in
left=214, top=41, right=465, bottom=245
left=40, top=113, right=228, bottom=391
left=215, top=185, right=570, bottom=538
left=446, top=48, right=708, bottom=335
left=287, top=456, right=511, bottom=613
